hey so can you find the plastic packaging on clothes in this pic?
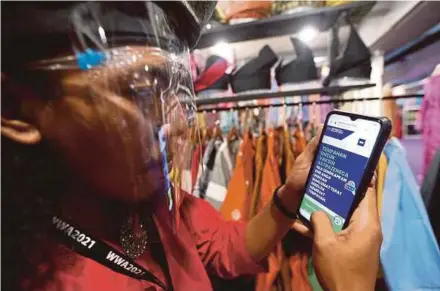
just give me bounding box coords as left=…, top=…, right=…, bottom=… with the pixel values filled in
left=13, top=2, right=199, bottom=228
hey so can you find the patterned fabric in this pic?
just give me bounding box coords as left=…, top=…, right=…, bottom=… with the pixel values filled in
left=192, top=140, right=221, bottom=199
left=205, top=139, right=241, bottom=209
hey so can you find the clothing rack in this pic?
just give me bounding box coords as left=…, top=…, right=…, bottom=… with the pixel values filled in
left=195, top=83, right=376, bottom=106
left=196, top=94, right=424, bottom=112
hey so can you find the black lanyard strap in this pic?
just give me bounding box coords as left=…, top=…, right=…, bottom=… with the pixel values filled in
left=51, top=215, right=168, bottom=290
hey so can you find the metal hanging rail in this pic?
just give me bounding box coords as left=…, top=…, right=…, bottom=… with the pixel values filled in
left=194, top=83, right=376, bottom=106
left=196, top=94, right=424, bottom=112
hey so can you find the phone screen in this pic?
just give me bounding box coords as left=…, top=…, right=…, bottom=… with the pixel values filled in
left=299, top=113, right=381, bottom=232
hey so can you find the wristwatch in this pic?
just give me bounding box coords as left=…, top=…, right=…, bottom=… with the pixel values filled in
left=272, top=185, right=298, bottom=219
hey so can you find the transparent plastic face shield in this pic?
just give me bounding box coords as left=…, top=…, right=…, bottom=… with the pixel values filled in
left=25, top=2, right=197, bottom=223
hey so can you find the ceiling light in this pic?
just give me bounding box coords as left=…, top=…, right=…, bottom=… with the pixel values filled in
left=211, top=41, right=234, bottom=63
left=206, top=23, right=212, bottom=30
left=298, top=26, right=318, bottom=43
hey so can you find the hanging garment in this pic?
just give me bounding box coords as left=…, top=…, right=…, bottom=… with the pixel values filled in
left=275, top=37, right=318, bottom=85
left=220, top=110, right=239, bottom=134
left=421, top=149, right=440, bottom=245
left=191, top=143, right=205, bottom=193
left=193, top=139, right=222, bottom=199
left=194, top=55, right=229, bottom=93
left=205, top=139, right=241, bottom=210
left=255, top=130, right=284, bottom=291
left=376, top=152, right=388, bottom=279
left=293, top=126, right=307, bottom=158
left=221, top=132, right=255, bottom=221
left=181, top=143, right=195, bottom=196
left=319, top=95, right=333, bottom=124
left=377, top=152, right=388, bottom=217
left=381, top=138, right=440, bottom=291
left=249, top=134, right=268, bottom=218
left=420, top=74, right=440, bottom=177
left=290, top=253, right=313, bottom=291
left=230, top=45, right=278, bottom=93
left=282, top=127, right=295, bottom=180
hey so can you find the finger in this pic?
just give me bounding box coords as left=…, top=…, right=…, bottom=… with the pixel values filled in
left=291, top=220, right=313, bottom=238
left=305, top=124, right=323, bottom=158
left=369, top=171, right=377, bottom=188
left=311, top=211, right=335, bottom=241
left=348, top=186, right=379, bottom=233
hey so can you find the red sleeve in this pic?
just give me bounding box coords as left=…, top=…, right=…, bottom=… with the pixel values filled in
left=181, top=194, right=267, bottom=279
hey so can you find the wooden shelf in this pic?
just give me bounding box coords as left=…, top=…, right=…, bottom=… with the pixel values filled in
left=196, top=1, right=376, bottom=49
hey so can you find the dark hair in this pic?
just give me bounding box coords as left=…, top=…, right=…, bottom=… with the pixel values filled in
left=1, top=76, right=73, bottom=291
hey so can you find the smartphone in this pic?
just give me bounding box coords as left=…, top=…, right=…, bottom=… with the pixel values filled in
left=297, top=111, right=391, bottom=232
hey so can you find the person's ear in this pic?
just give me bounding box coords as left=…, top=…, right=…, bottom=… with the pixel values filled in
left=1, top=73, right=42, bottom=144
left=1, top=117, right=42, bottom=144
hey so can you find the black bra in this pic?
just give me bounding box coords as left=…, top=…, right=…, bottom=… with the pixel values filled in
left=324, top=23, right=372, bottom=85
left=275, top=37, right=319, bottom=85
left=230, top=45, right=278, bottom=93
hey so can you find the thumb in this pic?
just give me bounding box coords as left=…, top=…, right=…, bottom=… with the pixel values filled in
left=311, top=211, right=335, bottom=241
left=305, top=124, right=323, bottom=159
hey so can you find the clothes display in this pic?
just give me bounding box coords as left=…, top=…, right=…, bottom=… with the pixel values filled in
left=186, top=93, right=438, bottom=291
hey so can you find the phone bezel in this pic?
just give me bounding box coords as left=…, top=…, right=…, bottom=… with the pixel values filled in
left=296, top=110, right=391, bottom=231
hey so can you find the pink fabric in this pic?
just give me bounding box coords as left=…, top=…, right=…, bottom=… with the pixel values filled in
left=421, top=74, right=440, bottom=176
left=25, top=194, right=265, bottom=291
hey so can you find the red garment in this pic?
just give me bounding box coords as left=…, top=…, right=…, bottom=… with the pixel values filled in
left=26, top=194, right=265, bottom=291
left=194, top=58, right=228, bottom=93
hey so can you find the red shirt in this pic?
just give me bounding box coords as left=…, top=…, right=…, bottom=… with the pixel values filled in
left=31, top=194, right=265, bottom=291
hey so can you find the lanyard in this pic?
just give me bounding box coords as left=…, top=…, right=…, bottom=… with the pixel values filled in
left=51, top=215, right=170, bottom=291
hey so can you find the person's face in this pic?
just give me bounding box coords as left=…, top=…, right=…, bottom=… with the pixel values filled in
left=2, top=46, right=193, bottom=203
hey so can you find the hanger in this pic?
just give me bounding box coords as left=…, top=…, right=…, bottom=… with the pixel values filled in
left=282, top=98, right=288, bottom=131
left=213, top=120, right=223, bottom=141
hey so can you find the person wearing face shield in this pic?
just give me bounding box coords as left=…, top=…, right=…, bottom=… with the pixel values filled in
left=1, top=2, right=382, bottom=291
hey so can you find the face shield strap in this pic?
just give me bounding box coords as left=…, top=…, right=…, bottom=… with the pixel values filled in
left=158, top=126, right=173, bottom=212
left=76, top=48, right=107, bottom=70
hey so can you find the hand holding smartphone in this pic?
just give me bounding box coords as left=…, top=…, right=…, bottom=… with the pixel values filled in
left=297, top=111, right=391, bottom=232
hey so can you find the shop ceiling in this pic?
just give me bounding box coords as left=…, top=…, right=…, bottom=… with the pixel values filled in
left=196, top=1, right=440, bottom=65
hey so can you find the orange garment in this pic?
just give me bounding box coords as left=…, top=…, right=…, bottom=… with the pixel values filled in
left=249, top=134, right=267, bottom=219
left=293, top=126, right=307, bottom=158
left=220, top=132, right=255, bottom=221
left=283, top=128, right=295, bottom=178
left=255, top=130, right=284, bottom=291
left=377, top=152, right=388, bottom=217
left=290, top=253, right=312, bottom=291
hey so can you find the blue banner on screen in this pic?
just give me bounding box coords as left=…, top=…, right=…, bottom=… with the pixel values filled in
left=299, top=114, right=380, bottom=232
